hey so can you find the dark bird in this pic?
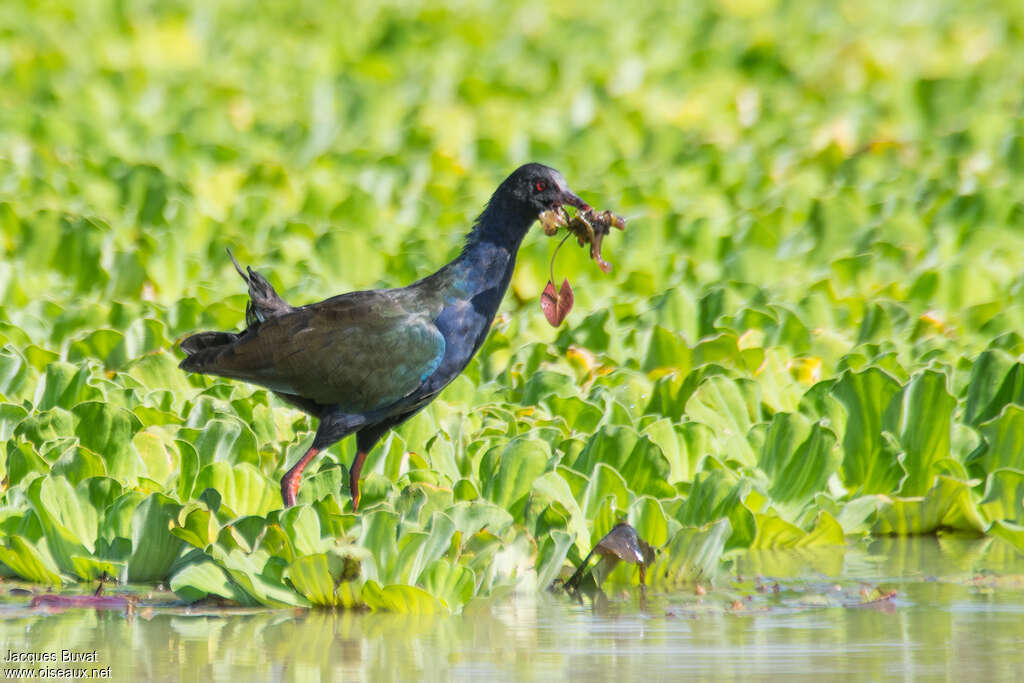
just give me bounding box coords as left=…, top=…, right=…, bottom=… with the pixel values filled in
left=179, top=163, right=590, bottom=510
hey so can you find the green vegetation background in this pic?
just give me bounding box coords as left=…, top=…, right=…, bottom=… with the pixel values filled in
left=1, top=0, right=1024, bottom=610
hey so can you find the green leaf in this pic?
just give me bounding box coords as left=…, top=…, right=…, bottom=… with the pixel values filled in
left=581, top=463, right=631, bottom=518
left=628, top=496, right=669, bottom=547
left=446, top=501, right=514, bottom=541
left=620, top=436, right=674, bottom=498
left=179, top=417, right=260, bottom=468
left=124, top=350, right=194, bottom=396
left=285, top=553, right=348, bottom=606
left=684, top=376, right=761, bottom=467
left=989, top=520, right=1024, bottom=554
left=890, top=370, right=956, bottom=496
left=15, top=407, right=73, bottom=447
left=832, top=367, right=903, bottom=493
left=70, top=556, right=124, bottom=582
left=127, top=493, right=184, bottom=582
left=406, top=512, right=456, bottom=585
left=97, top=488, right=141, bottom=542
left=873, top=477, right=986, bottom=535
left=641, top=418, right=707, bottom=485
left=213, top=547, right=309, bottom=607
left=33, top=361, right=101, bottom=411
left=359, top=509, right=400, bottom=583
left=572, top=425, right=638, bottom=476
left=752, top=510, right=844, bottom=549
left=170, top=554, right=253, bottom=604
left=533, top=529, right=574, bottom=591
left=171, top=506, right=217, bottom=550
left=648, top=518, right=730, bottom=584
left=758, top=412, right=839, bottom=504
left=832, top=494, right=884, bottom=534
left=67, top=329, right=128, bottom=369
left=420, top=559, right=476, bottom=611
left=590, top=494, right=620, bottom=545
left=979, top=469, right=1024, bottom=525
left=643, top=325, right=691, bottom=374
left=0, top=536, right=63, bottom=584
left=964, top=350, right=1018, bottom=426
left=5, top=439, right=48, bottom=486
left=974, top=405, right=1024, bottom=475
left=671, top=470, right=755, bottom=550
left=53, top=216, right=109, bottom=293
left=547, top=396, right=603, bottom=434
left=0, top=346, right=29, bottom=400
left=132, top=428, right=179, bottom=485
left=966, top=355, right=1024, bottom=428
left=481, top=437, right=550, bottom=511
left=193, top=462, right=280, bottom=517
left=361, top=580, right=444, bottom=614
left=0, top=403, right=27, bottom=441
left=72, top=401, right=144, bottom=480
left=278, top=504, right=328, bottom=556
left=50, top=444, right=107, bottom=484
left=26, top=476, right=97, bottom=578
left=531, top=471, right=590, bottom=552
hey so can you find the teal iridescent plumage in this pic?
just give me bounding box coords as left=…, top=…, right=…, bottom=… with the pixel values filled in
left=179, top=164, right=590, bottom=510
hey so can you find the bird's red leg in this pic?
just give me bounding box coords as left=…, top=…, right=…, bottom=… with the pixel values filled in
left=349, top=450, right=368, bottom=511
left=280, top=446, right=320, bottom=507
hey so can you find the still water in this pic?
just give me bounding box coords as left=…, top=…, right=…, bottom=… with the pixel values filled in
left=1, top=537, right=1022, bottom=681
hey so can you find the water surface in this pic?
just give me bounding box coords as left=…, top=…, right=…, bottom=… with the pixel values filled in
left=1, top=537, right=1022, bottom=681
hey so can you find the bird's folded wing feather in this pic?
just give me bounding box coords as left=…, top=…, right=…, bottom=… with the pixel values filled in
left=195, top=290, right=446, bottom=413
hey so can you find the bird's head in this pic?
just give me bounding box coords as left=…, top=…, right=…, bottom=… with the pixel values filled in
left=497, top=163, right=590, bottom=218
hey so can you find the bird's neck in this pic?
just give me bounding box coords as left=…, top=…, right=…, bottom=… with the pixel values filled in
left=445, top=203, right=535, bottom=300
left=412, top=204, right=536, bottom=394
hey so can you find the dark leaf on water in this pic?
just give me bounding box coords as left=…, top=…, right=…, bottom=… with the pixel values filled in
left=593, top=522, right=652, bottom=565
left=29, top=593, right=133, bottom=611
left=564, top=522, right=655, bottom=590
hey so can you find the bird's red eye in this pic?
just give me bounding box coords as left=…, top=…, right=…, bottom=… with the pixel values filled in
left=534, top=181, right=547, bottom=193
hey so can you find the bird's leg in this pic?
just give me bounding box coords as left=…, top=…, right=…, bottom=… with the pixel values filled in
left=349, top=450, right=368, bottom=511
left=280, top=446, right=320, bottom=507
left=349, top=409, right=422, bottom=511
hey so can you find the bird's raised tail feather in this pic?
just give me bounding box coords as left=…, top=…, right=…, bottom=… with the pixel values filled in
left=227, top=248, right=294, bottom=326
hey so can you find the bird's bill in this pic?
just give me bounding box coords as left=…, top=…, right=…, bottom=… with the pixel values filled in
left=558, top=189, right=590, bottom=212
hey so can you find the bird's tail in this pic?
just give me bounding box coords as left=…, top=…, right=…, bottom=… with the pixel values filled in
left=227, top=248, right=294, bottom=327
left=178, top=331, right=239, bottom=372
left=179, top=249, right=296, bottom=374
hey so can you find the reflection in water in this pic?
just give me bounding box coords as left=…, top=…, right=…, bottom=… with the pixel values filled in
left=0, top=538, right=1022, bottom=681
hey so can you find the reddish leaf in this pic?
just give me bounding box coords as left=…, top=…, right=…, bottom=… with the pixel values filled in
left=30, top=594, right=132, bottom=611
left=541, top=278, right=574, bottom=326
left=557, top=278, right=574, bottom=320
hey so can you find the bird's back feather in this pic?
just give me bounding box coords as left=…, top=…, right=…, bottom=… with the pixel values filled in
left=180, top=283, right=447, bottom=414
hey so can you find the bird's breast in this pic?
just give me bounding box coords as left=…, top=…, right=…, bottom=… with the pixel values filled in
left=419, top=298, right=490, bottom=393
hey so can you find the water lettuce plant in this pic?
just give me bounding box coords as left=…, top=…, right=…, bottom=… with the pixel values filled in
left=2, top=0, right=1024, bottom=610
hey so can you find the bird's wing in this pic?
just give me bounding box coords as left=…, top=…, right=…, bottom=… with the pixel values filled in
left=188, top=289, right=446, bottom=413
